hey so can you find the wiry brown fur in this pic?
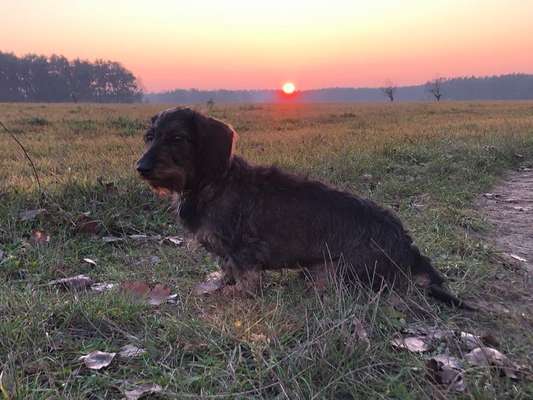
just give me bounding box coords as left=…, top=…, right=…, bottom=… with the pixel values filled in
left=136, top=107, right=472, bottom=309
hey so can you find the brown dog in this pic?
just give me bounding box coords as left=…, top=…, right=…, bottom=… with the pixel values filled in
left=136, top=107, right=472, bottom=308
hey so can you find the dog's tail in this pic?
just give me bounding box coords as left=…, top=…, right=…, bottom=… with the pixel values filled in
left=411, top=245, right=476, bottom=311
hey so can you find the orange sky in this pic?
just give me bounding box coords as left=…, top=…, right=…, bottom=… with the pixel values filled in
left=4, top=0, right=533, bottom=91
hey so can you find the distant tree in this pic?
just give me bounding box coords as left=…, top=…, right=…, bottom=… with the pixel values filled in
left=381, top=81, right=396, bottom=102
left=0, top=51, right=143, bottom=102
left=206, top=98, right=215, bottom=109
left=427, top=77, right=445, bottom=101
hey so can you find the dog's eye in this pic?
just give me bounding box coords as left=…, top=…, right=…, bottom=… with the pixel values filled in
left=145, top=134, right=154, bottom=142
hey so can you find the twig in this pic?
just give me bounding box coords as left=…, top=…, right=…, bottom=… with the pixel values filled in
left=0, top=120, right=42, bottom=191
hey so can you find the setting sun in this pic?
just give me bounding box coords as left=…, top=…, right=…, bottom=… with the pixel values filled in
left=282, top=82, right=296, bottom=94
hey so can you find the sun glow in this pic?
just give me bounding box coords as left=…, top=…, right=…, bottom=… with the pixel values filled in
left=282, top=82, right=295, bottom=94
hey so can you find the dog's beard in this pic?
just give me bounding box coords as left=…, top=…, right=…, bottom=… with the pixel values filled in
left=142, top=167, right=186, bottom=197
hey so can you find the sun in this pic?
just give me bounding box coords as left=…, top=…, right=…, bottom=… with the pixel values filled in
left=282, top=82, right=295, bottom=94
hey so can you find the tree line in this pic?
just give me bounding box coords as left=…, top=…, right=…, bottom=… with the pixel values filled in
left=147, top=74, right=533, bottom=104
left=0, top=51, right=143, bottom=102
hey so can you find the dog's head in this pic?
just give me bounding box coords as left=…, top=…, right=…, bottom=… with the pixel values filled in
left=136, top=108, right=237, bottom=195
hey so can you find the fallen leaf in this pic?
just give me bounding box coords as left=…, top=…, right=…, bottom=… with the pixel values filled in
left=119, top=344, right=146, bottom=358
left=91, top=282, right=116, bottom=292
left=164, top=236, right=183, bottom=246
left=123, top=383, right=162, bottom=400
left=510, top=254, right=527, bottom=263
left=391, top=336, right=431, bottom=352
left=31, top=229, right=50, bottom=245
left=426, top=355, right=465, bottom=392
left=79, top=350, right=115, bottom=370
left=193, top=271, right=225, bottom=295
left=76, top=215, right=101, bottom=235
left=102, top=236, right=124, bottom=243
left=147, top=284, right=172, bottom=306
left=465, top=347, right=520, bottom=380
left=49, top=274, right=93, bottom=290
left=82, top=258, right=97, bottom=266
left=129, top=234, right=149, bottom=240
left=121, top=282, right=175, bottom=306
left=19, top=208, right=46, bottom=221
left=459, top=332, right=482, bottom=350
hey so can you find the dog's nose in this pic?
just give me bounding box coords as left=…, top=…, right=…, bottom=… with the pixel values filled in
left=136, top=160, right=153, bottom=175
left=137, top=165, right=151, bottom=175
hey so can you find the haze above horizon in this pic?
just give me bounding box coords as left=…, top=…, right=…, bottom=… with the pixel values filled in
left=4, top=0, right=533, bottom=92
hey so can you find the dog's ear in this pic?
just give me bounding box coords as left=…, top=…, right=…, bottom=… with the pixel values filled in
left=192, top=111, right=237, bottom=182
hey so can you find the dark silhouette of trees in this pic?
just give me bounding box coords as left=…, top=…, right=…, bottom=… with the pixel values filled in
left=381, top=81, right=396, bottom=102
left=144, top=74, right=533, bottom=104
left=426, top=77, right=445, bottom=101
left=0, top=51, right=143, bottom=102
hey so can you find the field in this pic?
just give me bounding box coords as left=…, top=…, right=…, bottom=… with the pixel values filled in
left=1, top=102, right=532, bottom=399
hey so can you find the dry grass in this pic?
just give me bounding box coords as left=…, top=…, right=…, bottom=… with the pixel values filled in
left=0, top=102, right=532, bottom=399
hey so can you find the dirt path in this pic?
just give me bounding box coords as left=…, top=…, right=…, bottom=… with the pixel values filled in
left=477, top=167, right=533, bottom=277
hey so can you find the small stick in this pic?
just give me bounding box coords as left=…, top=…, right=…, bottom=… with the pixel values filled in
left=0, top=120, right=42, bottom=191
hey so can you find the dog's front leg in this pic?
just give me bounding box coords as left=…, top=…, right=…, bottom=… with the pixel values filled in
left=219, top=257, right=236, bottom=285
left=222, top=260, right=262, bottom=297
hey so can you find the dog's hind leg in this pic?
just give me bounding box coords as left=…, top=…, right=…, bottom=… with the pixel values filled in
left=302, top=262, right=336, bottom=292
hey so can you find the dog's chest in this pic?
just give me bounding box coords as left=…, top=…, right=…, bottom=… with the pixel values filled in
left=192, top=224, right=228, bottom=257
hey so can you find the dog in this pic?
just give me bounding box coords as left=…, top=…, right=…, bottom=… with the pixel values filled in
left=136, top=107, right=472, bottom=309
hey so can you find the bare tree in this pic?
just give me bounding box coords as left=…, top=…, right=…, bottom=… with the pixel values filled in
left=427, top=77, right=445, bottom=101
left=381, top=81, right=396, bottom=102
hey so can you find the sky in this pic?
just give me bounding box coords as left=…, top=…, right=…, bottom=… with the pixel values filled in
left=3, top=0, right=533, bottom=92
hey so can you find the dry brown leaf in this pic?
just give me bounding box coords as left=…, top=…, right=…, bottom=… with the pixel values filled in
left=391, top=336, right=431, bottom=352
left=147, top=284, right=172, bottom=306
left=426, top=355, right=465, bottom=392
left=79, top=350, right=115, bottom=370
left=121, top=282, right=175, bottom=306
left=465, top=347, right=520, bottom=379
left=49, top=274, right=94, bottom=290
left=76, top=215, right=101, bottom=235
left=193, top=271, right=225, bottom=295
left=119, top=344, right=146, bottom=358
left=19, top=208, right=46, bottom=221
left=123, top=383, right=162, bottom=400
left=31, top=229, right=50, bottom=245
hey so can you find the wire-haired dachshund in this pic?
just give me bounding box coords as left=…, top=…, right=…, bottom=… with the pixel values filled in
left=136, top=107, right=472, bottom=309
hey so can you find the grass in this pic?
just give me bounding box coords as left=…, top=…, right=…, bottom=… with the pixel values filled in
left=1, top=102, right=533, bottom=399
